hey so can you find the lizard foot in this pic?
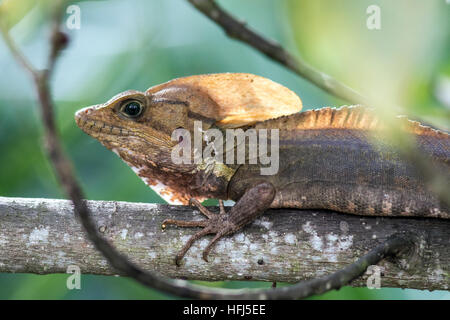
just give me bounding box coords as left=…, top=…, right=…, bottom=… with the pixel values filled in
left=161, top=199, right=234, bottom=266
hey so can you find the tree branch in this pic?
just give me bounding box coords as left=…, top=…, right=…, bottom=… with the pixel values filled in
left=187, top=0, right=368, bottom=105
left=1, top=196, right=447, bottom=292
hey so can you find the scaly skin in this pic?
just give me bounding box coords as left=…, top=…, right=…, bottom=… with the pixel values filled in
left=75, top=73, right=449, bottom=264
left=229, top=128, right=449, bottom=218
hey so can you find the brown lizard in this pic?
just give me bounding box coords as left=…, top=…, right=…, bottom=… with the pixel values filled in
left=75, top=73, right=450, bottom=265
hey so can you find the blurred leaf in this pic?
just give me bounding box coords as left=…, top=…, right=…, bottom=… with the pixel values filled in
left=0, top=0, right=37, bottom=30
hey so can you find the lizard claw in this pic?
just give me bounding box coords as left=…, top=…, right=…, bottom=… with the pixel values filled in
left=164, top=199, right=233, bottom=265
left=174, top=225, right=213, bottom=266
left=218, top=199, right=227, bottom=215
left=202, top=231, right=226, bottom=262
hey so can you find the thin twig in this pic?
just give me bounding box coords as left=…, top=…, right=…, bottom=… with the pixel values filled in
left=0, top=18, right=36, bottom=77
left=0, top=5, right=416, bottom=299
left=187, top=0, right=368, bottom=105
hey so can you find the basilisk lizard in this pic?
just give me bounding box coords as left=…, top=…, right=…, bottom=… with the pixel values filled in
left=75, top=73, right=449, bottom=265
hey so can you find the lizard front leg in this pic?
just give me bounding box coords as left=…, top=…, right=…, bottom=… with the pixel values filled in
left=162, top=181, right=276, bottom=265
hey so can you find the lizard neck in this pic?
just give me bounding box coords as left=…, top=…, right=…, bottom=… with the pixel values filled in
left=113, top=146, right=233, bottom=204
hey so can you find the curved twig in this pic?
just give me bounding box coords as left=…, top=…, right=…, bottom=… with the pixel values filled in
left=187, top=0, right=367, bottom=105
left=0, top=5, right=416, bottom=299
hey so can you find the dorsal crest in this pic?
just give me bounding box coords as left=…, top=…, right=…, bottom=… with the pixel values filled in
left=254, top=105, right=449, bottom=138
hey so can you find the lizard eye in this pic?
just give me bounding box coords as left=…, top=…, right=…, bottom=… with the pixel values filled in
left=120, top=100, right=143, bottom=118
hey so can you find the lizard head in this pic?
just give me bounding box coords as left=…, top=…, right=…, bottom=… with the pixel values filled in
left=75, top=86, right=207, bottom=204
left=75, top=73, right=302, bottom=203
left=74, top=88, right=203, bottom=173
left=75, top=73, right=303, bottom=172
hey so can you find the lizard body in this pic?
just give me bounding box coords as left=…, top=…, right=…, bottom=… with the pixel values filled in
left=230, top=107, right=449, bottom=219
left=75, top=73, right=449, bottom=264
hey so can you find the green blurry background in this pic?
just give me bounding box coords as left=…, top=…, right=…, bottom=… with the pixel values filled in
left=0, top=0, right=449, bottom=299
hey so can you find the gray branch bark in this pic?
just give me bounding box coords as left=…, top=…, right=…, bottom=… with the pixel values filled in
left=0, top=196, right=448, bottom=291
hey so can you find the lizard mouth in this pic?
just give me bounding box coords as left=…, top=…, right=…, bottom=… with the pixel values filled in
left=75, top=105, right=130, bottom=137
